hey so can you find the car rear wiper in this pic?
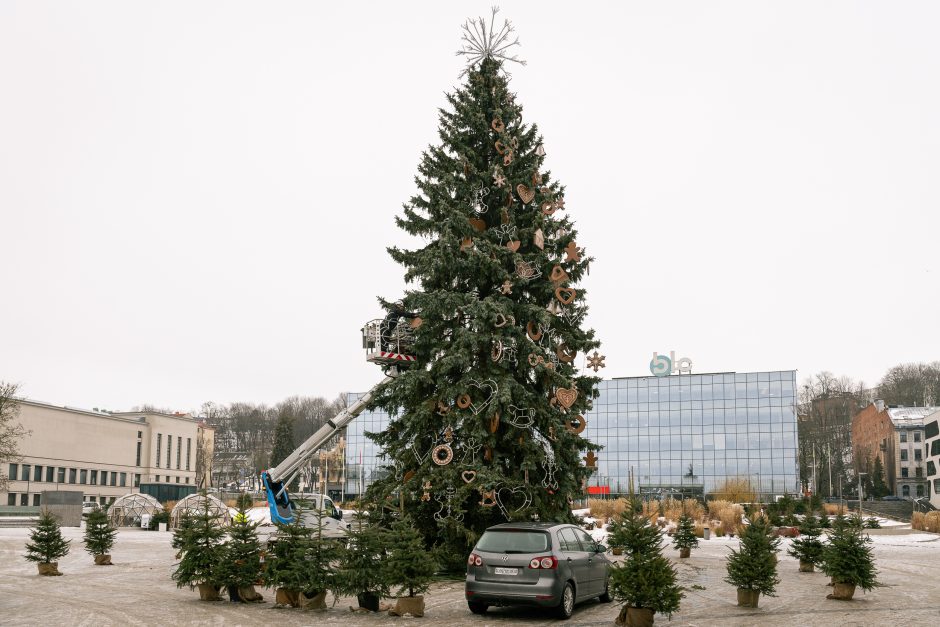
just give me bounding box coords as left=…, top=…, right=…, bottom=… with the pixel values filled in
left=502, top=550, right=531, bottom=554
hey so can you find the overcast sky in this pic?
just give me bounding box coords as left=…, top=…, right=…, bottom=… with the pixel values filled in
left=2, top=2, right=938, bottom=412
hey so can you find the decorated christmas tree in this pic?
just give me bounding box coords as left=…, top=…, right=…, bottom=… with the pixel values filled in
left=608, top=503, right=682, bottom=625
left=24, top=510, right=70, bottom=575
left=367, top=8, right=603, bottom=556
left=171, top=500, right=226, bottom=601
left=218, top=506, right=264, bottom=602
left=724, top=517, right=780, bottom=607
left=83, top=508, right=117, bottom=565
left=672, top=513, right=698, bottom=558
left=787, top=513, right=824, bottom=572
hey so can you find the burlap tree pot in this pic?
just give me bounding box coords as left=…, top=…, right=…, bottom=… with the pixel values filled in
left=298, top=590, right=327, bottom=610
left=37, top=562, right=61, bottom=576
left=389, top=595, right=425, bottom=617
left=827, top=583, right=856, bottom=601
left=357, top=592, right=381, bottom=612
left=799, top=560, right=814, bottom=573
left=197, top=584, right=222, bottom=601
left=275, top=588, right=300, bottom=607
left=679, top=548, right=691, bottom=558
left=612, top=547, right=623, bottom=556
left=238, top=586, right=264, bottom=603
left=624, top=607, right=655, bottom=627
left=736, top=588, right=760, bottom=607
left=94, top=554, right=112, bottom=566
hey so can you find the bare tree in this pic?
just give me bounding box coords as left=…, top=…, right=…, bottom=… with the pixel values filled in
left=0, top=382, right=29, bottom=491
left=877, top=362, right=940, bottom=407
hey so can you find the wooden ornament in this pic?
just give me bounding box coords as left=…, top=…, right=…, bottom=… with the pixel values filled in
left=479, top=489, right=496, bottom=507
left=516, top=184, right=535, bottom=204
left=505, top=240, right=521, bottom=253
left=505, top=192, right=514, bottom=207
left=532, top=172, right=543, bottom=186
left=491, top=117, right=505, bottom=133
left=586, top=351, right=606, bottom=372
left=436, top=401, right=450, bottom=416
left=460, top=237, right=473, bottom=252
left=469, top=218, right=486, bottom=233
left=489, top=412, right=500, bottom=434
left=514, top=260, right=538, bottom=280
left=555, top=197, right=566, bottom=210
left=511, top=137, right=519, bottom=149
left=457, top=394, right=471, bottom=409
left=526, top=321, right=543, bottom=341
left=409, top=317, right=423, bottom=329
left=533, top=228, right=544, bottom=250
left=541, top=201, right=556, bottom=216
left=462, top=470, right=476, bottom=484
left=501, top=208, right=510, bottom=224
left=494, top=140, right=507, bottom=155
left=556, top=344, right=576, bottom=363
left=527, top=353, right=542, bottom=367
left=565, top=415, right=587, bottom=434
left=494, top=313, right=509, bottom=328
left=403, top=470, right=415, bottom=483
left=555, top=387, right=579, bottom=409
left=555, top=287, right=577, bottom=305
left=501, top=280, right=512, bottom=295
left=583, top=451, right=598, bottom=469
left=564, top=241, right=581, bottom=262
left=484, top=447, right=492, bottom=462
left=432, top=443, right=454, bottom=466
left=536, top=143, right=546, bottom=156
left=549, top=265, right=569, bottom=285
left=503, top=151, right=513, bottom=166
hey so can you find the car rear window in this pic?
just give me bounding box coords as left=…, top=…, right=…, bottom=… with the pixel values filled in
left=475, top=529, right=550, bottom=553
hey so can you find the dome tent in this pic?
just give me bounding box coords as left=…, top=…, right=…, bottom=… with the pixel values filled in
left=107, top=493, right=164, bottom=527
left=170, top=493, right=231, bottom=528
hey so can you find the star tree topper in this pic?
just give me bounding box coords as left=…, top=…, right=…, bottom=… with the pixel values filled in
left=456, top=7, right=526, bottom=76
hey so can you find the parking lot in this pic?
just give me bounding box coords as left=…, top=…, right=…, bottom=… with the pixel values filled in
left=1, top=526, right=939, bottom=626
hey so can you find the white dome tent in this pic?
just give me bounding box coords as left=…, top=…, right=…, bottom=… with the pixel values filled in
left=170, top=493, right=231, bottom=528
left=107, top=493, right=164, bottom=527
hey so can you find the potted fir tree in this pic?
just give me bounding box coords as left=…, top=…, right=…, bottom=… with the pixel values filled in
left=83, top=508, right=117, bottom=565
left=265, top=514, right=313, bottom=608
left=337, top=505, right=389, bottom=612
left=820, top=516, right=879, bottom=600
left=24, top=510, right=70, bottom=576
left=171, top=502, right=226, bottom=601
left=609, top=507, right=683, bottom=626
left=672, top=514, right=699, bottom=559
left=301, top=506, right=342, bottom=610
left=218, top=506, right=264, bottom=602
left=787, top=514, right=823, bottom=572
left=385, top=517, right=436, bottom=617
left=724, top=517, right=780, bottom=608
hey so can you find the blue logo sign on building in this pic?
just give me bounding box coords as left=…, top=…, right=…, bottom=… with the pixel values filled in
left=650, top=351, right=692, bottom=377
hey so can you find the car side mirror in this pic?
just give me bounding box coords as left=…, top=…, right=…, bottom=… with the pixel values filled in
left=595, top=544, right=607, bottom=553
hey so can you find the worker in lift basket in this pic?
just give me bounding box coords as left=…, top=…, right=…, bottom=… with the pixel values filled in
left=380, top=302, right=415, bottom=352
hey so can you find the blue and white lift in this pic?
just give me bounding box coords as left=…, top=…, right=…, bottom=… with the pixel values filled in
left=260, top=316, right=417, bottom=531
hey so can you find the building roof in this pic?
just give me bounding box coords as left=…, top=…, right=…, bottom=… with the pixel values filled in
left=16, top=397, right=199, bottom=424
left=886, top=406, right=940, bottom=428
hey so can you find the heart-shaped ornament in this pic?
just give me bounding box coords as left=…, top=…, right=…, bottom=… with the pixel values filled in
left=494, top=140, right=507, bottom=155
left=516, top=184, right=535, bottom=204
left=462, top=470, right=476, bottom=484
left=555, top=287, right=577, bottom=305
left=506, top=240, right=521, bottom=253
left=555, top=387, right=579, bottom=409
left=496, top=485, right=532, bottom=516
left=533, top=228, right=544, bottom=250
left=549, top=265, right=569, bottom=285
left=494, top=313, right=508, bottom=328
left=469, top=379, right=497, bottom=415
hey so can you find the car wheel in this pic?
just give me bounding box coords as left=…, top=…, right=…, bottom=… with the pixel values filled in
left=599, top=579, right=612, bottom=603
left=468, top=601, right=488, bottom=615
left=555, top=582, right=575, bottom=619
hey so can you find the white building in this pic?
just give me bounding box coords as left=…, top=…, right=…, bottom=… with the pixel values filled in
left=3, top=399, right=213, bottom=508
left=925, top=410, right=940, bottom=509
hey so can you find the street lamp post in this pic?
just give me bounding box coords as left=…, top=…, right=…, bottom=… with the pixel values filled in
left=857, top=472, right=867, bottom=516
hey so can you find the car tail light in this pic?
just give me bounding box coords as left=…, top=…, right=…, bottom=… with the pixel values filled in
left=528, top=556, right=558, bottom=569
left=468, top=553, right=482, bottom=567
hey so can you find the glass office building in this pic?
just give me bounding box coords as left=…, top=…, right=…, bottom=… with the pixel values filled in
left=344, top=370, right=800, bottom=499
left=585, top=371, right=799, bottom=498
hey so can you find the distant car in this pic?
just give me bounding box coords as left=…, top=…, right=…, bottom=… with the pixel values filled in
left=81, top=502, right=100, bottom=516
left=465, top=522, right=611, bottom=619
left=881, top=495, right=903, bottom=501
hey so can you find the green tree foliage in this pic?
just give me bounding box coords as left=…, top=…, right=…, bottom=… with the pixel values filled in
left=270, top=414, right=297, bottom=491
left=218, top=507, right=263, bottom=590
left=367, top=41, right=600, bottom=554
left=821, top=516, right=880, bottom=591
left=608, top=507, right=682, bottom=617
left=305, top=507, right=342, bottom=597
left=171, top=500, right=226, bottom=590
left=672, top=514, right=699, bottom=552
left=83, top=509, right=117, bottom=557
left=787, top=514, right=824, bottom=566
left=337, top=505, right=390, bottom=599
left=724, top=517, right=780, bottom=595
left=24, top=510, right=70, bottom=564
left=264, top=515, right=313, bottom=593
left=235, top=492, right=254, bottom=510
left=385, top=517, right=437, bottom=597
left=871, top=457, right=889, bottom=498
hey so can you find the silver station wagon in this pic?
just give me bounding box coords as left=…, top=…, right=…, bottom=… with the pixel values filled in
left=465, top=522, right=612, bottom=618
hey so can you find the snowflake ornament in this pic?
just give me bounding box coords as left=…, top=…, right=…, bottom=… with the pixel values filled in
left=586, top=351, right=606, bottom=372
left=456, top=7, right=526, bottom=76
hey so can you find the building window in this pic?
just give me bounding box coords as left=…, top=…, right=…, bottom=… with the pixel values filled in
left=90, top=470, right=97, bottom=485
left=33, top=465, right=42, bottom=482
left=914, top=431, right=922, bottom=443
left=919, top=484, right=926, bottom=497
left=101, top=471, right=108, bottom=485
left=185, top=477, right=190, bottom=484
left=19, top=494, right=28, bottom=506
left=21, top=464, right=31, bottom=481
left=177, top=436, right=182, bottom=469
left=929, top=461, right=937, bottom=477
left=156, top=434, right=162, bottom=467
left=154, top=475, right=159, bottom=482
left=110, top=472, right=116, bottom=487
left=57, top=467, right=65, bottom=483
left=32, top=494, right=40, bottom=506
left=120, top=473, right=126, bottom=487
left=167, top=436, right=172, bottom=471
left=136, top=441, right=142, bottom=467
left=7, top=493, right=15, bottom=506
left=186, top=438, right=191, bottom=470
left=134, top=474, right=140, bottom=487
left=916, top=467, right=923, bottom=477
left=933, top=440, right=940, bottom=457
left=902, top=484, right=910, bottom=497
left=900, top=432, right=908, bottom=443
left=80, top=470, right=87, bottom=484
left=902, top=467, right=909, bottom=478
left=901, top=449, right=909, bottom=461
left=915, top=449, right=923, bottom=461
left=175, top=476, right=180, bottom=484
left=8, top=463, right=17, bottom=481
left=45, top=466, right=54, bottom=482
left=68, top=468, right=77, bottom=484
left=935, top=478, right=940, bottom=494
left=138, top=430, right=142, bottom=439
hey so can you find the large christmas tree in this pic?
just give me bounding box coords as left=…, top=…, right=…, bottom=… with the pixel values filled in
left=368, top=10, right=602, bottom=552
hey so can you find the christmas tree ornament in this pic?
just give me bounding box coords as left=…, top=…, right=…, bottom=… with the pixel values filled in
left=515, top=184, right=535, bottom=204
left=549, top=265, right=569, bottom=285
left=583, top=451, right=598, bottom=469
left=443, top=425, right=455, bottom=441
left=421, top=481, right=432, bottom=501
left=492, top=170, right=507, bottom=187
left=462, top=470, right=476, bottom=484
left=527, top=353, right=544, bottom=367
left=565, top=415, right=586, bottom=435
left=469, top=217, right=487, bottom=232
left=460, top=437, right=482, bottom=462
left=456, top=7, right=526, bottom=76
left=495, top=485, right=532, bottom=519
left=502, top=151, right=513, bottom=166
left=501, top=207, right=511, bottom=224
left=586, top=351, right=606, bottom=372
left=471, top=183, right=490, bottom=215
left=494, top=223, right=517, bottom=245
left=468, top=378, right=497, bottom=415
left=494, top=313, right=509, bottom=328
left=410, top=317, right=423, bottom=329
left=505, top=191, right=514, bottom=207
left=505, top=240, right=520, bottom=252
left=532, top=172, right=543, bottom=186
left=484, top=447, right=493, bottom=462
left=403, top=470, right=415, bottom=483
left=526, top=321, right=544, bottom=341
left=536, top=143, right=546, bottom=156
left=514, top=260, right=541, bottom=281
left=431, top=444, right=454, bottom=466
left=564, top=240, right=581, bottom=262
left=555, top=287, right=577, bottom=305
left=501, top=280, right=513, bottom=295
left=460, top=237, right=473, bottom=252
left=494, top=140, right=507, bottom=154
left=506, top=405, right=535, bottom=428
left=434, top=487, right=464, bottom=523
left=489, top=412, right=500, bottom=433
left=511, top=137, right=519, bottom=150
left=541, top=201, right=556, bottom=216
left=533, top=228, right=544, bottom=250
left=478, top=489, right=497, bottom=507
left=436, top=401, right=450, bottom=416
left=554, top=197, right=566, bottom=210
left=556, top=344, right=576, bottom=363
left=491, top=117, right=505, bottom=133
left=457, top=394, right=472, bottom=409
left=555, top=387, right=579, bottom=409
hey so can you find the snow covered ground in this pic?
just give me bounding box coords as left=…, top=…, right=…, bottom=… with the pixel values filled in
left=1, top=525, right=939, bottom=625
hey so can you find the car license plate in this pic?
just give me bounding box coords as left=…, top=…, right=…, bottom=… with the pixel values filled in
left=494, top=567, right=518, bottom=575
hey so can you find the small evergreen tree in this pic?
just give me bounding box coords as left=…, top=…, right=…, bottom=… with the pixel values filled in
left=24, top=510, right=70, bottom=572
left=83, top=509, right=117, bottom=563
left=385, top=517, right=436, bottom=598
left=235, top=492, right=254, bottom=510
left=609, top=506, right=683, bottom=623
left=264, top=515, right=313, bottom=598
left=724, top=517, right=780, bottom=604
left=337, top=504, right=390, bottom=608
left=787, top=514, right=823, bottom=570
left=218, top=506, right=264, bottom=600
left=821, top=517, right=880, bottom=595
left=270, top=414, right=297, bottom=490
left=672, top=514, right=698, bottom=557
left=304, top=506, right=342, bottom=602
left=871, top=457, right=889, bottom=498
left=172, top=499, right=226, bottom=599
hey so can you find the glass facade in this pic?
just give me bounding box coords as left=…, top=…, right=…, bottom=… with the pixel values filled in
left=585, top=371, right=799, bottom=498
left=343, top=370, right=800, bottom=500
